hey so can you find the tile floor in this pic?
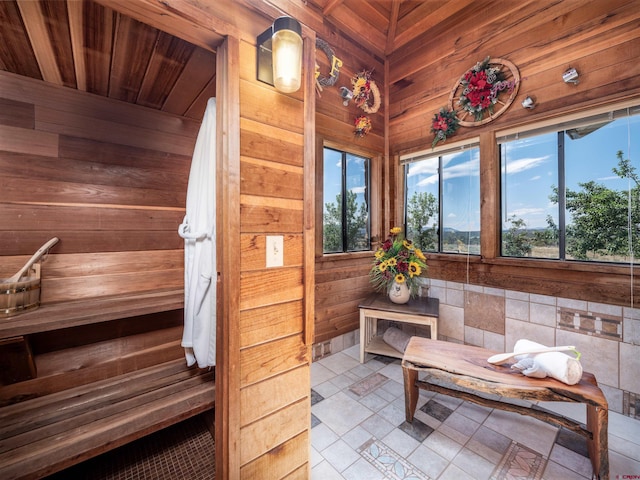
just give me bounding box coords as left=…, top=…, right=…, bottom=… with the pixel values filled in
left=311, top=345, right=640, bottom=480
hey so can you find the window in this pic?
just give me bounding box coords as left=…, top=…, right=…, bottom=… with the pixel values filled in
left=403, top=144, right=480, bottom=253
left=499, top=104, right=640, bottom=262
left=322, top=147, right=370, bottom=253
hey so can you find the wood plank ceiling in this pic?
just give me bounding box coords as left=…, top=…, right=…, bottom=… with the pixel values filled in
left=0, top=0, right=219, bottom=120
left=0, top=0, right=465, bottom=118
left=303, top=0, right=466, bottom=58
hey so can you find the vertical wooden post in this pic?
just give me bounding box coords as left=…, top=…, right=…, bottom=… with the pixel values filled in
left=215, top=35, right=242, bottom=480
left=586, top=404, right=609, bottom=480
left=479, top=131, right=500, bottom=259
left=402, top=363, right=419, bottom=422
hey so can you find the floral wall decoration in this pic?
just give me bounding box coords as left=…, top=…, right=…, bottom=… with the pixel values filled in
left=430, top=56, right=520, bottom=148
left=448, top=56, right=520, bottom=127
left=351, top=70, right=381, bottom=114
left=315, top=38, right=342, bottom=96
left=430, top=108, right=460, bottom=148
left=354, top=115, right=372, bottom=137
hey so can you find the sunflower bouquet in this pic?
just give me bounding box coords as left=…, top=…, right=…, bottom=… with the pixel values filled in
left=369, top=227, right=428, bottom=297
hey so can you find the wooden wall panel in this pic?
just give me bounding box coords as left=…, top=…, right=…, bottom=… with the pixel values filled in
left=313, top=29, right=387, bottom=346
left=241, top=157, right=304, bottom=200
left=0, top=70, right=193, bottom=305
left=239, top=399, right=308, bottom=467
left=388, top=1, right=640, bottom=155
left=240, top=194, right=304, bottom=234
left=240, top=366, right=309, bottom=425
left=240, top=301, right=304, bottom=350
left=240, top=118, right=303, bottom=167
left=384, top=1, right=640, bottom=309
left=0, top=97, right=34, bottom=128
left=240, top=431, right=309, bottom=479
left=240, top=268, right=304, bottom=311
left=0, top=123, right=58, bottom=156
left=236, top=37, right=311, bottom=476
left=311, top=1, right=640, bottom=342
left=0, top=71, right=200, bottom=140
left=241, top=233, right=303, bottom=270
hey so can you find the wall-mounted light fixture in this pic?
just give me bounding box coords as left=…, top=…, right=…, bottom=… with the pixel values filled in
left=562, top=67, right=579, bottom=85
left=256, top=17, right=302, bottom=93
left=521, top=95, right=536, bottom=109
left=339, top=86, right=353, bottom=106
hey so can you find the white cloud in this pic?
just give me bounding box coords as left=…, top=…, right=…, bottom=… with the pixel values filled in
left=503, top=155, right=550, bottom=175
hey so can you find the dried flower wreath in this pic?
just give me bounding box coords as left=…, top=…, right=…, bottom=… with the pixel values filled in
left=351, top=70, right=381, bottom=114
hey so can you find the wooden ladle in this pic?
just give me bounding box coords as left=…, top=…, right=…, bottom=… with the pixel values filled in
left=487, top=345, right=577, bottom=365
left=4, top=237, right=59, bottom=283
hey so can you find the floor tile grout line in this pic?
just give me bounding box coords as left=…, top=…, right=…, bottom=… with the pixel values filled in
left=312, top=347, right=614, bottom=480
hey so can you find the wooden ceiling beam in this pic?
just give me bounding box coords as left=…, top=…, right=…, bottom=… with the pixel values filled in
left=323, top=0, right=343, bottom=16
left=385, top=0, right=401, bottom=56
left=93, top=0, right=230, bottom=52
left=392, top=0, right=476, bottom=52
left=66, top=0, right=86, bottom=92
left=16, top=0, right=63, bottom=85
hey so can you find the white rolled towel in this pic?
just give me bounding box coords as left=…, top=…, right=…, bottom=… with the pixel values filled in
left=511, top=339, right=583, bottom=385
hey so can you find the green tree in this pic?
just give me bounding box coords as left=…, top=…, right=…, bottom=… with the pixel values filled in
left=323, top=190, right=369, bottom=252
left=532, top=215, right=559, bottom=247
left=406, top=191, right=438, bottom=251
left=503, top=215, right=532, bottom=257
left=323, top=193, right=343, bottom=252
left=563, top=151, right=640, bottom=260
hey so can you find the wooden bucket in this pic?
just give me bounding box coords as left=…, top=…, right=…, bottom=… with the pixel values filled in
left=0, top=264, right=41, bottom=318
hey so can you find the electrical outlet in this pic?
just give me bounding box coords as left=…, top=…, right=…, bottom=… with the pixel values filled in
left=266, top=235, right=283, bottom=267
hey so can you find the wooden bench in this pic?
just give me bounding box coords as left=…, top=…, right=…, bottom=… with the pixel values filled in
left=0, top=291, right=215, bottom=480
left=402, top=337, right=609, bottom=480
left=0, top=358, right=214, bottom=480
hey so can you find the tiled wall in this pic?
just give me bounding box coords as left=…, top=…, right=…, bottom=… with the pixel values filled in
left=316, top=279, right=640, bottom=419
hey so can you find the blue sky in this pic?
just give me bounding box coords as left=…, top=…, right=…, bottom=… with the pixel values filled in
left=503, top=114, right=639, bottom=229
left=406, top=148, right=481, bottom=231
left=323, top=148, right=368, bottom=212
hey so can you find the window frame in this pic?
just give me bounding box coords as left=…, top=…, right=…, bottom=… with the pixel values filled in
left=316, top=139, right=382, bottom=258
left=497, top=101, right=640, bottom=264
left=400, top=138, right=481, bottom=255
left=393, top=100, right=640, bottom=309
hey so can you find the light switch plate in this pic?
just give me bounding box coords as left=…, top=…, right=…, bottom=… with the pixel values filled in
left=266, top=235, right=283, bottom=267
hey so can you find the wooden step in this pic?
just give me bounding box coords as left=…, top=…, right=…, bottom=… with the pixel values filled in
left=0, top=358, right=215, bottom=480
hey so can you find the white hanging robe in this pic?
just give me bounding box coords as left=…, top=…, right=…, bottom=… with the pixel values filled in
left=178, top=97, right=216, bottom=368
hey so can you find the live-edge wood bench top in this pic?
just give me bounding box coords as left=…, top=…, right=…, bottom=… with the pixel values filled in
left=402, top=337, right=609, bottom=480
left=403, top=336, right=607, bottom=407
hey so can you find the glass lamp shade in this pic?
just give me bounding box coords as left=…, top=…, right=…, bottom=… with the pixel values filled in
left=272, top=17, right=302, bottom=93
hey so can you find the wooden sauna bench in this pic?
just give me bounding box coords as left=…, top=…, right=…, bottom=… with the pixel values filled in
left=402, top=337, right=609, bottom=480
left=0, top=290, right=215, bottom=480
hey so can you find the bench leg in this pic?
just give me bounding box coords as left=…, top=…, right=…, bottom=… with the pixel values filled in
left=403, top=365, right=418, bottom=422
left=586, top=404, right=609, bottom=480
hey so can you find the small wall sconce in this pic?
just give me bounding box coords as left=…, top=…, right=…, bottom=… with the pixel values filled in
left=521, top=95, right=536, bottom=109
left=562, top=67, right=579, bottom=85
left=339, top=86, right=353, bottom=106
left=256, top=17, right=303, bottom=93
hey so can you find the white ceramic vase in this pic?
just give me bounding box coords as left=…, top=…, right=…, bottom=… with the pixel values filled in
left=388, top=280, right=410, bottom=304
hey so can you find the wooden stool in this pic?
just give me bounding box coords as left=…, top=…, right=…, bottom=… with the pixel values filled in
left=402, top=337, right=609, bottom=480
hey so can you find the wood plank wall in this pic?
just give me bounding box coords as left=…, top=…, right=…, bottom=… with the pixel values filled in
left=236, top=38, right=311, bottom=477
left=388, top=0, right=640, bottom=154
left=0, top=70, right=196, bottom=390
left=316, top=0, right=640, bottom=342
left=313, top=31, right=386, bottom=344
left=382, top=0, right=640, bottom=309
left=312, top=0, right=640, bottom=343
